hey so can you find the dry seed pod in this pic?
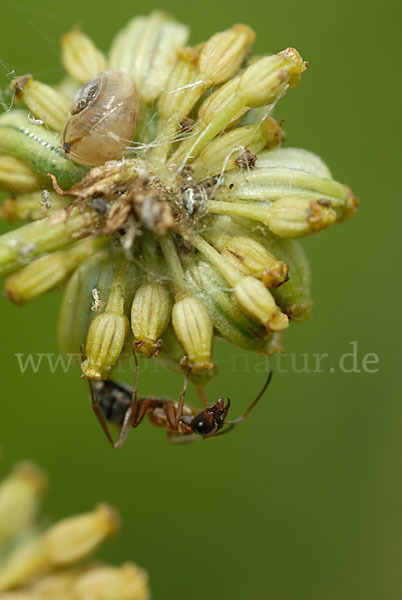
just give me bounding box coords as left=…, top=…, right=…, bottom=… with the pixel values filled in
left=62, top=70, right=140, bottom=167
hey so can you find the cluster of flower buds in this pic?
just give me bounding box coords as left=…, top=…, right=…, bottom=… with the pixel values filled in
left=0, top=462, right=150, bottom=599
left=0, top=11, right=358, bottom=386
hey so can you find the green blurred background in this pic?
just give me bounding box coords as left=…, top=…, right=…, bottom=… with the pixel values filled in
left=0, top=0, right=400, bottom=597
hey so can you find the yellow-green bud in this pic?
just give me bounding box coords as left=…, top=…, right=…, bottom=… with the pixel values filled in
left=206, top=196, right=337, bottom=238
left=185, top=257, right=269, bottom=352
left=0, top=155, right=42, bottom=193
left=73, top=563, right=150, bottom=600
left=199, top=24, right=255, bottom=85
left=197, top=75, right=245, bottom=127
left=109, top=12, right=189, bottom=104
left=0, top=462, right=47, bottom=545
left=82, top=311, right=129, bottom=379
left=268, top=197, right=336, bottom=237
left=234, top=276, right=289, bottom=331
left=0, top=538, right=48, bottom=592
left=31, top=570, right=82, bottom=598
left=222, top=236, right=289, bottom=288
left=170, top=49, right=303, bottom=166
left=157, top=56, right=202, bottom=122
left=338, top=185, right=359, bottom=222
left=0, top=205, right=101, bottom=276
left=0, top=503, right=118, bottom=590
left=192, top=118, right=276, bottom=180
left=5, top=238, right=103, bottom=305
left=61, top=27, right=107, bottom=84
left=217, top=216, right=313, bottom=322
left=158, top=325, right=218, bottom=387
left=239, top=48, right=307, bottom=107
left=0, top=192, right=71, bottom=222
left=82, top=256, right=131, bottom=379
left=11, top=75, right=70, bottom=132
left=255, top=147, right=332, bottom=178
left=172, top=295, right=214, bottom=373
left=131, top=282, right=171, bottom=358
left=43, top=503, right=119, bottom=566
left=152, top=53, right=203, bottom=162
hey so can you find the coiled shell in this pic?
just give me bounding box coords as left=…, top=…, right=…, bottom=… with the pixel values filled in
left=62, top=70, right=140, bottom=167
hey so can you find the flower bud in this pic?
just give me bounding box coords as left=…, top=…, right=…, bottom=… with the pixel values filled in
left=278, top=47, right=308, bottom=87
left=31, top=569, right=82, bottom=598
left=131, top=282, right=171, bottom=358
left=82, top=311, right=129, bottom=379
left=109, top=12, right=189, bottom=103
left=170, top=49, right=303, bottom=166
left=172, top=295, right=214, bottom=373
left=192, top=118, right=276, bottom=180
left=0, top=462, right=47, bottom=545
left=11, top=75, right=70, bottom=132
left=222, top=236, right=289, bottom=287
left=234, top=276, right=289, bottom=331
left=57, top=248, right=111, bottom=355
left=73, top=563, right=150, bottom=600
left=61, top=27, right=107, bottom=84
left=0, top=206, right=100, bottom=276
left=221, top=217, right=313, bottom=321
left=158, top=325, right=217, bottom=387
left=206, top=196, right=337, bottom=239
left=338, top=185, right=359, bottom=222
left=44, top=503, right=119, bottom=565
left=0, top=539, right=49, bottom=593
left=0, top=155, right=42, bottom=193
left=5, top=237, right=103, bottom=305
left=157, top=56, right=202, bottom=122
left=199, top=24, right=255, bottom=85
left=256, top=147, right=333, bottom=178
left=239, top=48, right=307, bottom=107
left=185, top=257, right=268, bottom=351
left=82, top=255, right=131, bottom=379
left=215, top=158, right=349, bottom=214
left=268, top=197, right=336, bottom=237
left=0, top=192, right=71, bottom=222
left=197, top=75, right=245, bottom=126
left=260, top=116, right=285, bottom=149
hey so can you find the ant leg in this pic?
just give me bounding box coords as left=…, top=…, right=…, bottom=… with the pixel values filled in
left=130, top=348, right=140, bottom=426
left=196, top=385, right=208, bottom=407
left=226, top=370, right=273, bottom=425
left=167, top=432, right=200, bottom=445
left=174, top=369, right=190, bottom=428
left=132, top=397, right=154, bottom=428
left=111, top=349, right=143, bottom=448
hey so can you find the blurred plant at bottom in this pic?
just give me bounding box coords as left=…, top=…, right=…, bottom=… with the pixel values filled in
left=0, top=462, right=150, bottom=599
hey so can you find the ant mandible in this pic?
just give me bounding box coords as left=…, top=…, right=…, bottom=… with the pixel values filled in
left=86, top=352, right=273, bottom=449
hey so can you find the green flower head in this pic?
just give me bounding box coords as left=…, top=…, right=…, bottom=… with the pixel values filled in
left=0, top=12, right=358, bottom=385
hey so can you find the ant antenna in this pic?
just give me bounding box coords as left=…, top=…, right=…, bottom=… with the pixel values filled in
left=226, top=370, right=273, bottom=425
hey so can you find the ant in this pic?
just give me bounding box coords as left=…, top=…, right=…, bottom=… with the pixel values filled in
left=87, top=357, right=273, bottom=448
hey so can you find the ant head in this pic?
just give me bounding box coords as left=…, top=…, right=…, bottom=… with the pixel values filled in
left=190, top=398, right=230, bottom=437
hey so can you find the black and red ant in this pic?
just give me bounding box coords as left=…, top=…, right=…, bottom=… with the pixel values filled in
left=87, top=360, right=273, bottom=449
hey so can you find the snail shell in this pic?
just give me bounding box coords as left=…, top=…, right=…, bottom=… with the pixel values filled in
left=62, top=70, right=140, bottom=167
